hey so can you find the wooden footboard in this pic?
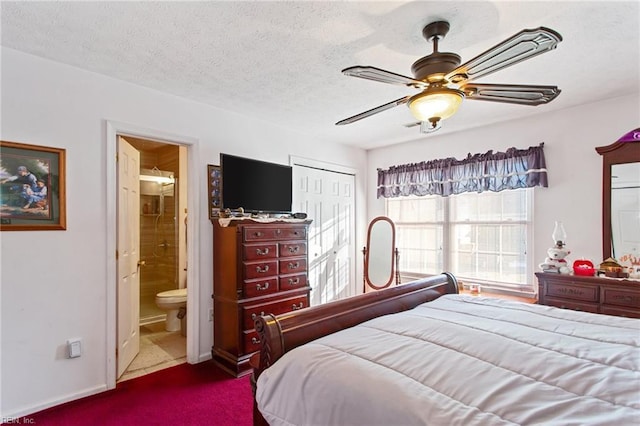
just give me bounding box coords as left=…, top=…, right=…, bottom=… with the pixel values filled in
left=251, top=272, right=459, bottom=425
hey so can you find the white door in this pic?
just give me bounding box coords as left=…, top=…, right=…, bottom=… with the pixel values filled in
left=116, top=136, right=141, bottom=378
left=293, top=165, right=356, bottom=305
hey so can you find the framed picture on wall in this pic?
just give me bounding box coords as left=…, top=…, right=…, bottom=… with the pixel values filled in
left=0, top=140, right=67, bottom=231
left=207, top=164, right=221, bottom=219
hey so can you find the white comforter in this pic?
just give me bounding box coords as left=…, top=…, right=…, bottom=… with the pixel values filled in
left=256, top=295, right=640, bottom=426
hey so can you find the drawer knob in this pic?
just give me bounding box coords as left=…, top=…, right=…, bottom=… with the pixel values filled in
left=251, top=311, right=265, bottom=321
left=256, top=282, right=270, bottom=291
left=288, top=277, right=300, bottom=286
left=276, top=229, right=282, bottom=234
left=251, top=337, right=261, bottom=345
left=288, top=246, right=300, bottom=253
left=288, top=262, right=300, bottom=270
left=256, top=265, right=270, bottom=273
left=256, top=247, right=270, bottom=256
left=254, top=231, right=263, bottom=237
left=292, top=302, right=304, bottom=310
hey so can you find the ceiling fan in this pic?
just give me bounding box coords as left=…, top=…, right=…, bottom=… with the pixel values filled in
left=336, top=21, right=562, bottom=133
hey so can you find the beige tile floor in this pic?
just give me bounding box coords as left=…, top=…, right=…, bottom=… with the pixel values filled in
left=118, top=321, right=186, bottom=383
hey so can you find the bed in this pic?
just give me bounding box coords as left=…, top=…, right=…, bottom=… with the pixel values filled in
left=251, top=273, right=640, bottom=425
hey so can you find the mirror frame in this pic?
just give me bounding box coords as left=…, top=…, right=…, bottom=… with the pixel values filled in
left=596, top=129, right=640, bottom=260
left=363, top=216, right=397, bottom=291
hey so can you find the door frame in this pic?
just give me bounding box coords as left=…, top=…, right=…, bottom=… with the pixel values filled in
left=106, top=120, right=201, bottom=389
left=289, top=155, right=360, bottom=299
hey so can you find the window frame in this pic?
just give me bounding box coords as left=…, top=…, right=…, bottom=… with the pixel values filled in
left=386, top=188, right=535, bottom=296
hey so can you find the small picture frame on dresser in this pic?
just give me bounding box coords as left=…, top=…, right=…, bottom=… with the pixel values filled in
left=207, top=164, right=221, bottom=219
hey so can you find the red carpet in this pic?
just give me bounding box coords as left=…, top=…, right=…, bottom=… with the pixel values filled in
left=21, top=361, right=252, bottom=425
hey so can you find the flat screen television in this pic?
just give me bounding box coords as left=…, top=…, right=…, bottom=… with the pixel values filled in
left=220, top=153, right=292, bottom=214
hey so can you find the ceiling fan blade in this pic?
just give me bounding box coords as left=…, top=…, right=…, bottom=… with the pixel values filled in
left=336, top=96, right=411, bottom=125
left=446, top=27, right=562, bottom=84
left=342, top=66, right=427, bottom=88
left=462, top=83, right=561, bottom=105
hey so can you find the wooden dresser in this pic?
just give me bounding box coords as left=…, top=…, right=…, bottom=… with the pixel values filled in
left=212, top=219, right=312, bottom=376
left=535, top=272, right=640, bottom=318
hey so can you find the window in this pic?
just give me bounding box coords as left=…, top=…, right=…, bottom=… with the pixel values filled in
left=386, top=188, right=534, bottom=295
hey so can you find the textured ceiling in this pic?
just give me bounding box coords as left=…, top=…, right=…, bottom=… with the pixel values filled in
left=1, top=1, right=639, bottom=150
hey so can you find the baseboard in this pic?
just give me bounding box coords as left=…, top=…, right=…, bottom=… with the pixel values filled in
left=198, top=351, right=212, bottom=363
left=2, top=384, right=108, bottom=420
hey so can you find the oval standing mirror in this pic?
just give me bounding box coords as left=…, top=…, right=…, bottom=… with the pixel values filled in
left=363, top=216, right=398, bottom=291
left=596, top=129, right=640, bottom=262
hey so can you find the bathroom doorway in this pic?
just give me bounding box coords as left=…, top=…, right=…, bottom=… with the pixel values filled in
left=117, top=136, right=188, bottom=382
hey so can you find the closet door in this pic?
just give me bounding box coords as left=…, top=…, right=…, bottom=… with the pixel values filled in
left=292, top=164, right=356, bottom=305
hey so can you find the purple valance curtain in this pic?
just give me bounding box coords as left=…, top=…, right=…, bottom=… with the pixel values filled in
left=377, top=143, right=548, bottom=198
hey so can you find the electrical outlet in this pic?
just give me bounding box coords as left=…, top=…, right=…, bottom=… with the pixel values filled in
left=67, top=338, right=82, bottom=358
left=208, top=308, right=214, bottom=322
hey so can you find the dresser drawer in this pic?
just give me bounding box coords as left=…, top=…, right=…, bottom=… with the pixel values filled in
left=279, top=273, right=307, bottom=291
left=242, top=295, right=309, bottom=330
left=279, top=241, right=307, bottom=257
left=243, top=226, right=307, bottom=242
left=543, top=297, right=599, bottom=313
left=243, top=277, right=278, bottom=299
left=279, top=258, right=307, bottom=275
left=545, top=282, right=598, bottom=302
left=601, top=287, right=640, bottom=309
left=535, top=272, right=640, bottom=319
left=243, top=330, right=262, bottom=354
left=243, top=243, right=278, bottom=260
left=600, top=305, right=640, bottom=318
left=242, top=260, right=278, bottom=280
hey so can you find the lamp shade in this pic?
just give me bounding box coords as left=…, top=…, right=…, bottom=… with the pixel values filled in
left=552, top=221, right=567, bottom=246
left=408, top=88, right=464, bottom=122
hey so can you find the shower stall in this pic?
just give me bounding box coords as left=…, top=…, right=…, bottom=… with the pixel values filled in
left=139, top=168, right=179, bottom=324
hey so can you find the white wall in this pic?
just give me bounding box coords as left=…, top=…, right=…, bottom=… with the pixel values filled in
left=0, top=47, right=368, bottom=417
left=368, top=93, right=640, bottom=287
left=2, top=44, right=638, bottom=418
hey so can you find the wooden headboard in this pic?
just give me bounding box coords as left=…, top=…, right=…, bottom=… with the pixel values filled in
left=251, top=273, right=459, bottom=425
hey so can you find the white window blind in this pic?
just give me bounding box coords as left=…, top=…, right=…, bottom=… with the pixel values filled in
left=386, top=188, right=534, bottom=295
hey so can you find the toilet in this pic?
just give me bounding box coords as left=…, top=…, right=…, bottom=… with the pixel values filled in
left=155, top=288, right=187, bottom=334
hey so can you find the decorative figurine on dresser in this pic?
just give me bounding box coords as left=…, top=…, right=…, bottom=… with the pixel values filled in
left=539, top=221, right=571, bottom=274
left=211, top=218, right=312, bottom=377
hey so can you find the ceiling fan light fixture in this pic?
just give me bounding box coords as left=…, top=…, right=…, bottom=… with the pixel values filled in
left=408, top=87, right=464, bottom=122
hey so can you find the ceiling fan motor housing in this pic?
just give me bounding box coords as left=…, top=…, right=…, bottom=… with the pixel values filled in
left=412, top=21, right=461, bottom=83
left=411, top=52, right=461, bottom=82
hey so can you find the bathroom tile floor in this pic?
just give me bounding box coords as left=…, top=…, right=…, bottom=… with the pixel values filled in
left=118, top=322, right=186, bottom=383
